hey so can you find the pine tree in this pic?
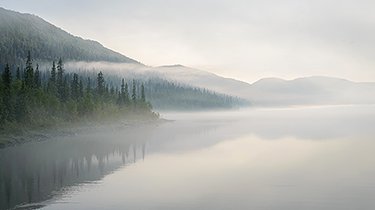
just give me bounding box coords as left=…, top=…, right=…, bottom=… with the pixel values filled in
left=34, top=64, right=41, bottom=88
left=132, top=79, right=136, bottom=102
left=141, top=83, right=145, bottom=102
left=71, top=73, right=79, bottom=100
left=86, top=77, right=92, bottom=95
left=24, top=51, right=34, bottom=88
left=124, top=83, right=129, bottom=104
left=48, top=61, right=57, bottom=94
left=118, top=78, right=126, bottom=106
left=16, top=66, right=21, bottom=80
left=57, top=58, right=64, bottom=100
left=2, top=64, right=13, bottom=120
left=50, top=61, right=56, bottom=83
left=62, top=75, right=70, bottom=101
left=97, top=71, right=105, bottom=96
left=78, top=78, right=84, bottom=98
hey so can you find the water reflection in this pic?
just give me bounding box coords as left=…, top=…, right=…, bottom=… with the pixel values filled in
left=0, top=128, right=148, bottom=210
left=1, top=105, right=375, bottom=210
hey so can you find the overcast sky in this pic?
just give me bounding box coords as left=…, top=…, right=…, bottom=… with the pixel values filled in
left=2, top=0, right=375, bottom=82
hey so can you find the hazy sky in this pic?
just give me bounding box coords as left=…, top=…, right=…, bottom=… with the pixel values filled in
left=2, top=0, right=375, bottom=82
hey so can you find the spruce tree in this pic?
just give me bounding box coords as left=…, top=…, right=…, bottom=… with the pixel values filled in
left=141, top=84, right=145, bottom=102
left=50, top=61, right=56, bottom=83
left=132, top=79, right=136, bottom=102
left=118, top=78, right=126, bottom=106
left=62, top=75, right=70, bottom=101
left=24, top=51, right=34, bottom=88
left=48, top=61, right=57, bottom=94
left=71, top=73, right=79, bottom=100
left=57, top=58, right=64, bottom=100
left=34, top=64, right=41, bottom=88
left=2, top=64, right=13, bottom=120
left=16, top=66, right=21, bottom=80
left=124, top=83, right=129, bottom=104
left=86, top=77, right=91, bottom=95
left=97, top=71, right=105, bottom=96
left=78, top=78, right=84, bottom=98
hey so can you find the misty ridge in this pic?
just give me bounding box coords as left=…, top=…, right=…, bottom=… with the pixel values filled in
left=1, top=2, right=375, bottom=210
left=62, top=61, right=375, bottom=107
left=2, top=6, right=374, bottom=109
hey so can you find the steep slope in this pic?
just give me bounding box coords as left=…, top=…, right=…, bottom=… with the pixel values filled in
left=0, top=7, right=139, bottom=64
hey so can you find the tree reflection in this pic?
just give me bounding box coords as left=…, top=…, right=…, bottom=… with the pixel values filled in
left=0, top=134, right=147, bottom=210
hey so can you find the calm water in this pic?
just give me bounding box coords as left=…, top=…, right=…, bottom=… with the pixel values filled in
left=1, top=105, right=375, bottom=210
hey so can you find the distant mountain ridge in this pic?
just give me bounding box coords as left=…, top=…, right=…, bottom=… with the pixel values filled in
left=150, top=65, right=375, bottom=106
left=1, top=7, right=373, bottom=107
left=0, top=7, right=139, bottom=64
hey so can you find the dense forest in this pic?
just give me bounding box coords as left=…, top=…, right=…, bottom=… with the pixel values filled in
left=143, top=79, right=247, bottom=110
left=0, top=7, right=248, bottom=112
left=58, top=70, right=248, bottom=111
left=0, top=52, right=155, bottom=132
left=0, top=7, right=138, bottom=64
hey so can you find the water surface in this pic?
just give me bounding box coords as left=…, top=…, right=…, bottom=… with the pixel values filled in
left=1, top=105, right=375, bottom=210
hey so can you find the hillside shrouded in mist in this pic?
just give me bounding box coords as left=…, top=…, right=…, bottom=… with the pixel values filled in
left=1, top=2, right=375, bottom=210
left=0, top=7, right=139, bottom=64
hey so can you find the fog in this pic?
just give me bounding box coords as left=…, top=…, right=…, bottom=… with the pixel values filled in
left=2, top=0, right=375, bottom=82
left=55, top=61, right=375, bottom=106
left=1, top=105, right=375, bottom=209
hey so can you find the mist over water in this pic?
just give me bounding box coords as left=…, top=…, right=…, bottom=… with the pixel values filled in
left=1, top=105, right=375, bottom=210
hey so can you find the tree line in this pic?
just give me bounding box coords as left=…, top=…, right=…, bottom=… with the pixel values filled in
left=0, top=52, right=153, bottom=129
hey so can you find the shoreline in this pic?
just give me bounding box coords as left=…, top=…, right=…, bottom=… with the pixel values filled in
left=0, top=115, right=168, bottom=149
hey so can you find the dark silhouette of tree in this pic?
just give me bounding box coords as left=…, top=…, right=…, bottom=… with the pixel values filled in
left=86, top=77, right=91, bottom=95
left=48, top=61, right=57, bottom=94
left=117, top=78, right=130, bottom=107
left=16, top=66, right=21, bottom=80
left=57, top=58, right=64, bottom=101
left=141, top=84, right=145, bottom=102
left=132, top=79, right=136, bottom=102
left=50, top=61, right=56, bottom=83
left=62, top=75, right=70, bottom=101
left=124, top=83, right=129, bottom=104
left=78, top=78, right=84, bottom=98
left=2, top=64, right=13, bottom=120
left=96, top=71, right=105, bottom=96
left=71, top=73, right=79, bottom=100
left=24, top=51, right=34, bottom=88
left=34, top=64, right=41, bottom=88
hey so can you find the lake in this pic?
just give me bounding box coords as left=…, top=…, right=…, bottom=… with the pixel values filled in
left=1, top=105, right=375, bottom=210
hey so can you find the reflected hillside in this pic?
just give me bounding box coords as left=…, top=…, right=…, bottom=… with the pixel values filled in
left=0, top=129, right=148, bottom=210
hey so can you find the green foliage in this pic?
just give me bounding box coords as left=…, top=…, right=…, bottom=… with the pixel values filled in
left=24, top=51, right=34, bottom=89
left=96, top=71, right=105, bottom=97
left=0, top=54, right=155, bottom=132
left=131, top=79, right=137, bottom=102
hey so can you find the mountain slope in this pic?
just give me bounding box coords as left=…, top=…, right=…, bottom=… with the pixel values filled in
left=0, top=7, right=139, bottom=64
left=150, top=65, right=375, bottom=106
left=152, top=65, right=254, bottom=98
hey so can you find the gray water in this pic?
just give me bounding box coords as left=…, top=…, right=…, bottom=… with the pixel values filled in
left=1, top=105, right=375, bottom=210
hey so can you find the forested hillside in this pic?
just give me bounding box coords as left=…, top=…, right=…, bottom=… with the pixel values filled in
left=0, top=7, right=138, bottom=64
left=0, top=7, right=248, bottom=113
left=60, top=68, right=249, bottom=110
left=144, top=79, right=248, bottom=110
left=0, top=52, right=155, bottom=134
